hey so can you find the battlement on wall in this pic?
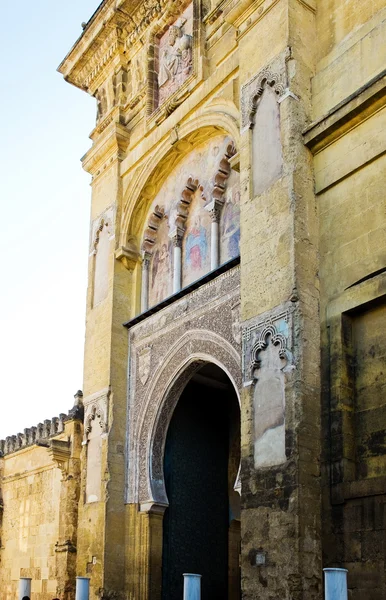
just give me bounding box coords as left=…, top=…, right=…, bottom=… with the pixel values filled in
left=0, top=390, right=84, bottom=457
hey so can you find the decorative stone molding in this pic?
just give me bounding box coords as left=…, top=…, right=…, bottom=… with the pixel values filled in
left=126, top=265, right=241, bottom=506
left=242, top=305, right=296, bottom=469
left=242, top=306, right=294, bottom=384
left=83, top=389, right=110, bottom=441
left=212, top=142, right=237, bottom=200
left=141, top=205, right=165, bottom=255
left=90, top=207, right=115, bottom=255
left=115, top=243, right=140, bottom=271
left=48, top=439, right=71, bottom=475
left=249, top=323, right=288, bottom=378
left=241, top=59, right=287, bottom=129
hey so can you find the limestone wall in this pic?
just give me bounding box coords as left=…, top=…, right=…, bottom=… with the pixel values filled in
left=0, top=445, right=61, bottom=599
left=53, top=0, right=386, bottom=599
left=307, top=2, right=386, bottom=598
left=0, top=403, right=83, bottom=600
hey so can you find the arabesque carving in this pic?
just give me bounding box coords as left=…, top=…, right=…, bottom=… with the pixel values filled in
left=126, top=265, right=241, bottom=507
left=241, top=66, right=286, bottom=129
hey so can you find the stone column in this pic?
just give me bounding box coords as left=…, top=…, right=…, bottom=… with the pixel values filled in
left=205, top=198, right=223, bottom=271
left=205, top=200, right=222, bottom=270
left=169, top=228, right=184, bottom=294
left=141, top=254, right=151, bottom=312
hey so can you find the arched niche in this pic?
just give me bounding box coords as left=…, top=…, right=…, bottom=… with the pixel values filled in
left=126, top=329, right=241, bottom=508
left=120, top=111, right=240, bottom=250
left=134, top=135, right=240, bottom=311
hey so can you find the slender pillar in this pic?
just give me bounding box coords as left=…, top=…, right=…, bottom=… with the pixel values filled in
left=183, top=573, right=201, bottom=600
left=19, top=578, right=31, bottom=599
left=141, top=254, right=150, bottom=312
left=324, top=568, right=348, bottom=600
left=169, top=228, right=184, bottom=293
left=75, top=577, right=90, bottom=600
left=205, top=200, right=222, bottom=270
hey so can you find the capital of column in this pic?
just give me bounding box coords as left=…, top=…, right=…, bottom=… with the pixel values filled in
left=169, top=227, right=185, bottom=248
left=142, top=251, right=151, bottom=269
left=205, top=199, right=224, bottom=223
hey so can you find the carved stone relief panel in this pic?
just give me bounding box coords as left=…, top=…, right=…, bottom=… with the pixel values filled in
left=126, top=266, right=241, bottom=507
left=242, top=305, right=295, bottom=469
left=157, top=4, right=193, bottom=106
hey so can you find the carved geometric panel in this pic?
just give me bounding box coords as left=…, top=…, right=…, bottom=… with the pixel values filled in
left=126, top=266, right=241, bottom=507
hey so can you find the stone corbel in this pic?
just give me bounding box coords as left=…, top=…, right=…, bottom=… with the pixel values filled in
left=48, top=439, right=71, bottom=476
left=229, top=152, right=240, bottom=172
left=140, top=501, right=168, bottom=515
left=115, top=245, right=140, bottom=271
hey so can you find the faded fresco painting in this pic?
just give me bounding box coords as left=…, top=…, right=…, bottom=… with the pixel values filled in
left=149, top=216, right=172, bottom=307
left=220, top=171, right=240, bottom=263
left=143, top=135, right=240, bottom=305
left=182, top=189, right=211, bottom=287
left=158, top=4, right=193, bottom=106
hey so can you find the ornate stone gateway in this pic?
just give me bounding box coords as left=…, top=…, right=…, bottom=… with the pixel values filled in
left=125, top=265, right=241, bottom=599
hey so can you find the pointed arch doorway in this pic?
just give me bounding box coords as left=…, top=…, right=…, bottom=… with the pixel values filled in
left=161, top=363, right=241, bottom=600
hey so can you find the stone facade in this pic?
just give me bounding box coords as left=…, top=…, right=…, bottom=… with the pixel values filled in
left=0, top=395, right=84, bottom=600
left=1, top=0, right=386, bottom=599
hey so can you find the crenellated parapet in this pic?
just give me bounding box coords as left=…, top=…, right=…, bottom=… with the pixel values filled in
left=0, top=391, right=84, bottom=457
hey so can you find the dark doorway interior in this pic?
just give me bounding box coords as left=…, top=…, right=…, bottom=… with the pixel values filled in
left=161, top=364, right=240, bottom=600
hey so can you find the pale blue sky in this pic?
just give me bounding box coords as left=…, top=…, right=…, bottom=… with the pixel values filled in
left=0, top=1, right=100, bottom=438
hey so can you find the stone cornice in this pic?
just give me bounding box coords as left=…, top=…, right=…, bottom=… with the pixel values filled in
left=304, top=68, right=386, bottom=154
left=82, top=122, right=131, bottom=176
left=58, top=0, right=188, bottom=92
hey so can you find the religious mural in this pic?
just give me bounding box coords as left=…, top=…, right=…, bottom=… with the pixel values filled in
left=143, top=135, right=240, bottom=309
left=182, top=189, right=211, bottom=287
left=220, top=171, right=241, bottom=263
left=157, top=4, right=193, bottom=106
left=149, top=217, right=173, bottom=307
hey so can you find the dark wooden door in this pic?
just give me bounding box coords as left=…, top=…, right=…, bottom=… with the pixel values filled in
left=162, top=381, right=229, bottom=600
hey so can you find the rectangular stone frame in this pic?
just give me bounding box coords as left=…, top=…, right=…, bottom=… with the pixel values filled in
left=146, top=0, right=205, bottom=124
left=324, top=271, right=386, bottom=503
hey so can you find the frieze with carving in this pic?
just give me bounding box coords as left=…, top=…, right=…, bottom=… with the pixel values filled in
left=126, top=265, right=241, bottom=507
left=158, top=8, right=193, bottom=106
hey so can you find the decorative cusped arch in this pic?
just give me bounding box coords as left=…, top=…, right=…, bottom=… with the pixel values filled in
left=126, top=329, right=241, bottom=508
left=120, top=107, right=240, bottom=251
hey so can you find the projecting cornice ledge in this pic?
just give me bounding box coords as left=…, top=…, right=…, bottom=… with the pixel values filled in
left=82, top=122, right=130, bottom=177
left=303, top=68, right=386, bottom=154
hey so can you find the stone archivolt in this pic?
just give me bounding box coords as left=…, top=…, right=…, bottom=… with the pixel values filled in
left=127, top=266, right=241, bottom=508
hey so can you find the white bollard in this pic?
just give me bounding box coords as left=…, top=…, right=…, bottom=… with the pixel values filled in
left=75, top=577, right=90, bottom=600
left=324, top=568, right=348, bottom=600
left=19, top=578, right=32, bottom=600
left=183, top=573, right=201, bottom=600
